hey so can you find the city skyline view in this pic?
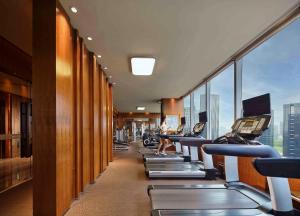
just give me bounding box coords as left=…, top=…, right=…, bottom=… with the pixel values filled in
left=184, top=17, right=300, bottom=155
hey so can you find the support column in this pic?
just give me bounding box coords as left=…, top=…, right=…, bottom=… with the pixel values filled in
left=33, top=1, right=74, bottom=215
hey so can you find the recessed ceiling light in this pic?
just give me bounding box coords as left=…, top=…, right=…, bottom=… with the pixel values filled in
left=70, top=6, right=78, bottom=14
left=103, top=66, right=108, bottom=70
left=131, top=57, right=156, bottom=76
left=97, top=55, right=102, bottom=58
left=87, top=36, right=93, bottom=41
left=136, top=106, right=145, bottom=111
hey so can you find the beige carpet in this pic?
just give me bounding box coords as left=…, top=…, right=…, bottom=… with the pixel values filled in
left=0, top=142, right=223, bottom=216
left=66, top=142, right=223, bottom=216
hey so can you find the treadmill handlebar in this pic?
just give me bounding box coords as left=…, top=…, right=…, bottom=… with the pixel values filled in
left=253, top=158, right=300, bottom=179
left=203, top=144, right=280, bottom=158
left=180, top=138, right=212, bottom=147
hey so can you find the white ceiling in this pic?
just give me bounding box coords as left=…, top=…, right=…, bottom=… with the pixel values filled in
left=60, top=0, right=299, bottom=112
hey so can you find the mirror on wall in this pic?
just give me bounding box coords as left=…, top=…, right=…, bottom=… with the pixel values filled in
left=0, top=91, right=32, bottom=192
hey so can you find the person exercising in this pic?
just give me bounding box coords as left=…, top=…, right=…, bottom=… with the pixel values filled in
left=156, top=116, right=169, bottom=155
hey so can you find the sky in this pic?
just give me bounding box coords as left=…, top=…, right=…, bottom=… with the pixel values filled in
left=185, top=17, right=300, bottom=138
left=242, top=17, right=300, bottom=133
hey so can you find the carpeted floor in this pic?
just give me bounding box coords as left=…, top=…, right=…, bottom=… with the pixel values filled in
left=0, top=142, right=223, bottom=216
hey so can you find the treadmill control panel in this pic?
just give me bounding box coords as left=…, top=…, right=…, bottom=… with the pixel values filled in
left=232, top=115, right=271, bottom=138
left=193, top=122, right=205, bottom=135
left=177, top=124, right=185, bottom=134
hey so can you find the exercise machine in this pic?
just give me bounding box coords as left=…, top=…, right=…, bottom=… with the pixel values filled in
left=148, top=94, right=292, bottom=215
left=145, top=112, right=218, bottom=179
left=143, top=113, right=206, bottom=163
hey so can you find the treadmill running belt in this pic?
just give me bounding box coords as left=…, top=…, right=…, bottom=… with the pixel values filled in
left=147, top=166, right=201, bottom=171
left=145, top=154, right=180, bottom=158
left=152, top=209, right=270, bottom=216
left=150, top=189, right=259, bottom=210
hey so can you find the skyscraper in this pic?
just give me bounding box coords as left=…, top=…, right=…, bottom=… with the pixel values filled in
left=283, top=103, right=300, bottom=157
left=183, top=96, right=191, bottom=133
left=259, top=110, right=274, bottom=146
left=200, top=94, right=219, bottom=139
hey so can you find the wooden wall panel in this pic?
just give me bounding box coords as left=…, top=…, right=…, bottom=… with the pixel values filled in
left=33, top=0, right=56, bottom=215
left=81, top=43, right=91, bottom=186
left=92, top=57, right=101, bottom=178
left=108, top=84, right=113, bottom=162
left=90, top=53, right=101, bottom=179
left=88, top=52, right=94, bottom=182
left=72, top=30, right=83, bottom=197
left=33, top=2, right=114, bottom=215
left=0, top=72, right=31, bottom=98
left=101, top=71, right=108, bottom=170
left=0, top=36, right=32, bottom=82
left=5, top=94, right=11, bottom=158
left=11, top=95, right=21, bottom=158
left=238, top=157, right=267, bottom=191
left=105, top=81, right=109, bottom=164
left=289, top=179, right=300, bottom=197
left=55, top=8, right=74, bottom=216
left=161, top=98, right=184, bottom=117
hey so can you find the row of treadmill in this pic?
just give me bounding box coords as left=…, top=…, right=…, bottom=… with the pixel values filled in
left=141, top=93, right=300, bottom=216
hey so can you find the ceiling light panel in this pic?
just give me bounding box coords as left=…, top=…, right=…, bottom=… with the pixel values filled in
left=136, top=106, right=145, bottom=111
left=131, top=57, right=155, bottom=76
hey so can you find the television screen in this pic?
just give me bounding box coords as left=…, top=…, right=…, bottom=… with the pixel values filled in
left=243, top=93, right=271, bottom=117
left=180, top=117, right=186, bottom=125
left=199, top=111, right=207, bottom=123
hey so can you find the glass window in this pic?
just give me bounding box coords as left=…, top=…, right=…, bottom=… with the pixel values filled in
left=166, top=115, right=179, bottom=130
left=183, top=95, right=191, bottom=132
left=191, top=85, right=207, bottom=136
left=240, top=17, right=300, bottom=157
left=209, top=64, right=234, bottom=139
left=191, top=86, right=206, bottom=126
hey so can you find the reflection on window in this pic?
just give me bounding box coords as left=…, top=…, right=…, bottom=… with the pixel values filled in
left=166, top=115, right=179, bottom=131
left=209, top=64, right=234, bottom=139
left=191, top=86, right=206, bottom=126
left=240, top=18, right=300, bottom=157
left=183, top=95, right=191, bottom=132
left=191, top=86, right=207, bottom=136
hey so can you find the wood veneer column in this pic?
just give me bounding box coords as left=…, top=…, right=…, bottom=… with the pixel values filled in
left=91, top=56, right=101, bottom=178
left=73, top=30, right=83, bottom=197
left=108, top=84, right=113, bottom=162
left=81, top=43, right=91, bottom=187
left=88, top=52, right=95, bottom=182
left=100, top=71, right=108, bottom=170
left=33, top=1, right=74, bottom=215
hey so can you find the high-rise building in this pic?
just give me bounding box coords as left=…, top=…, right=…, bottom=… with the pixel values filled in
left=184, top=107, right=191, bottom=133
left=283, top=103, right=300, bottom=157
left=200, top=94, right=219, bottom=139
left=259, top=110, right=274, bottom=146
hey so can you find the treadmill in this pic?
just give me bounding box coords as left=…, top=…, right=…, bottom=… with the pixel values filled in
left=143, top=116, right=198, bottom=163
left=148, top=94, right=293, bottom=215
left=145, top=112, right=218, bottom=179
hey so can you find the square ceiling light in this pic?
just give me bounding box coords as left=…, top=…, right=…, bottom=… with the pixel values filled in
left=136, top=106, right=146, bottom=111
left=131, top=57, right=156, bottom=76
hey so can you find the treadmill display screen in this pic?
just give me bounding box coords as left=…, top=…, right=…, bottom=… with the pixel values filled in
left=199, top=112, right=207, bottom=123
left=243, top=93, right=271, bottom=117
left=180, top=117, right=186, bottom=125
